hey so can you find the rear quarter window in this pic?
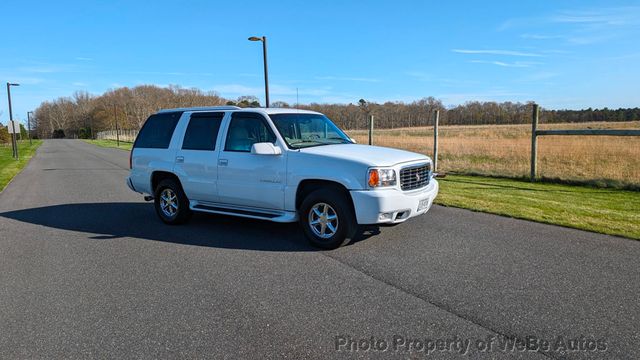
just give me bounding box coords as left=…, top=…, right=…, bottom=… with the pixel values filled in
left=134, top=112, right=183, bottom=149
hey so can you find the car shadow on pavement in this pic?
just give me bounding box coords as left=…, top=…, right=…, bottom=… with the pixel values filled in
left=0, top=202, right=378, bottom=252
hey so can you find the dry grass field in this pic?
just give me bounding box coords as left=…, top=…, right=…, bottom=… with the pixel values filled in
left=346, top=121, right=640, bottom=188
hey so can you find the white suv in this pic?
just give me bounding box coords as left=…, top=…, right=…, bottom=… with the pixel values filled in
left=127, top=106, right=438, bottom=248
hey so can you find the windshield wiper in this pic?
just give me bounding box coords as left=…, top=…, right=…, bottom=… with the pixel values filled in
left=326, top=137, right=353, bottom=144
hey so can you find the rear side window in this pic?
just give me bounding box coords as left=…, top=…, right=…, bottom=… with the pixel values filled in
left=182, top=112, right=224, bottom=151
left=134, top=112, right=183, bottom=149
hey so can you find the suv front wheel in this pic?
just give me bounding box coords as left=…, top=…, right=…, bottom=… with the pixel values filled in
left=154, top=178, right=192, bottom=225
left=300, top=188, right=358, bottom=249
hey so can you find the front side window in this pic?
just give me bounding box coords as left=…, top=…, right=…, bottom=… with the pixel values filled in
left=224, top=113, right=276, bottom=152
left=182, top=112, right=224, bottom=151
left=270, top=113, right=352, bottom=149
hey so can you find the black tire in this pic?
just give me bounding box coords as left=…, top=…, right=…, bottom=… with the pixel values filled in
left=299, top=188, right=358, bottom=249
left=154, top=178, right=192, bottom=225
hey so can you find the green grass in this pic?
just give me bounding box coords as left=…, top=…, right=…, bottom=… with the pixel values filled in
left=0, top=140, right=43, bottom=191
left=436, top=175, right=640, bottom=240
left=83, top=139, right=133, bottom=151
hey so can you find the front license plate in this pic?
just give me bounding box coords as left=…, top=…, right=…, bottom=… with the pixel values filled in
left=417, top=198, right=430, bottom=211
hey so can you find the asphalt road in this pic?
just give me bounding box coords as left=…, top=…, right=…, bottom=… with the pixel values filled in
left=0, top=140, right=638, bottom=359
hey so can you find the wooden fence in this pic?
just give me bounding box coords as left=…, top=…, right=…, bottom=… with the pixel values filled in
left=530, top=103, right=640, bottom=181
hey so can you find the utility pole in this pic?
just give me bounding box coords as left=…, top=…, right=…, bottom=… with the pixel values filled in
left=113, top=104, right=120, bottom=147
left=27, top=111, right=33, bottom=145
left=7, top=82, right=20, bottom=159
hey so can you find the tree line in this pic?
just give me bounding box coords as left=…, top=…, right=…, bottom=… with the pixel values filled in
left=6, top=84, right=638, bottom=141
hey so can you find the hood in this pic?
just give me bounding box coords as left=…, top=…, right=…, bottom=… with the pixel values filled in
left=298, top=144, right=429, bottom=167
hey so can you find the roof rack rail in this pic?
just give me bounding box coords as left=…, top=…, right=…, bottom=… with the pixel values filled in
left=158, top=106, right=241, bottom=113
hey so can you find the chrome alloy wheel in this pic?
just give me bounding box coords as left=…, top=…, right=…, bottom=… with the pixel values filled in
left=308, top=202, right=339, bottom=239
left=160, top=188, right=178, bottom=218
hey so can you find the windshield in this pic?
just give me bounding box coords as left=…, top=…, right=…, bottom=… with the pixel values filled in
left=270, top=113, right=353, bottom=149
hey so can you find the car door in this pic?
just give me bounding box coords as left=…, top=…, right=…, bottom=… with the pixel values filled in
left=173, top=112, right=225, bottom=202
left=217, top=112, right=286, bottom=210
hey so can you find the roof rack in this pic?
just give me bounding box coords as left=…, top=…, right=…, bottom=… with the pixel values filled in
left=158, top=106, right=241, bottom=113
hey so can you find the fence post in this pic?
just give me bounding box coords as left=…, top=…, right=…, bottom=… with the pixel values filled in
left=433, top=110, right=439, bottom=172
left=530, top=103, right=539, bottom=181
left=368, top=114, right=374, bottom=145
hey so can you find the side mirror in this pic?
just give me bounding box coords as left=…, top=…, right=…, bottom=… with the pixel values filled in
left=251, top=142, right=282, bottom=155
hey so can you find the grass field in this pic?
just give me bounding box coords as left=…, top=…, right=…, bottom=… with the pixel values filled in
left=436, top=175, right=640, bottom=240
left=347, top=121, right=640, bottom=189
left=0, top=140, right=43, bottom=191
left=83, top=139, right=133, bottom=151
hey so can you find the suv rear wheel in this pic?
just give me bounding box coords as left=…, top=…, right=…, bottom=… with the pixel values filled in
left=300, top=188, right=357, bottom=249
left=154, top=178, right=192, bottom=225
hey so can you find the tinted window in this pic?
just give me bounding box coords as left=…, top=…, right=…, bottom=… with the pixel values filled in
left=182, top=113, right=224, bottom=151
left=224, top=113, right=276, bottom=152
left=134, top=112, right=183, bottom=149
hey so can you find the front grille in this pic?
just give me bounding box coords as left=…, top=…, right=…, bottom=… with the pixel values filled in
left=400, top=163, right=431, bottom=191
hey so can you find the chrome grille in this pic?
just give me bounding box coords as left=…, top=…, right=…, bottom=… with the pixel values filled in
left=400, top=163, right=431, bottom=191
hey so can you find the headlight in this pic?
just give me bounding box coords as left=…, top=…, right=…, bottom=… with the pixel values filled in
left=368, top=168, right=396, bottom=188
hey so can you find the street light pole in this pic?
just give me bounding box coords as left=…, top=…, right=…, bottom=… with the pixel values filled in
left=248, top=36, right=270, bottom=108
left=27, top=111, right=33, bottom=145
left=7, top=82, right=20, bottom=159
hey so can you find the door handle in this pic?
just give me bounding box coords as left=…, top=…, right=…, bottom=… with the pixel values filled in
left=175, top=156, right=184, bottom=163
left=218, top=159, right=228, bottom=166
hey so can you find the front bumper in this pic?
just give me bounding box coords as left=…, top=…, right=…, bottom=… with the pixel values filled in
left=350, top=178, right=439, bottom=224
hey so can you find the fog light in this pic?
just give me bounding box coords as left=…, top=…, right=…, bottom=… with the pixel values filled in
left=378, top=212, right=393, bottom=221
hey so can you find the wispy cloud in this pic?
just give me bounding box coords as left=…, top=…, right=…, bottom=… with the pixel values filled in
left=517, top=71, right=559, bottom=83
left=405, top=71, right=432, bottom=81
left=75, top=57, right=93, bottom=61
left=505, top=6, right=640, bottom=45
left=17, top=65, right=71, bottom=73
left=469, top=60, right=542, bottom=68
left=437, top=90, right=531, bottom=105
left=520, top=33, right=563, bottom=40
left=123, top=71, right=214, bottom=76
left=213, top=83, right=332, bottom=97
left=0, top=76, right=46, bottom=85
left=550, top=8, right=639, bottom=25
left=452, top=49, right=543, bottom=57
left=315, top=76, right=380, bottom=83
left=72, top=82, right=88, bottom=87
left=405, top=72, right=481, bottom=87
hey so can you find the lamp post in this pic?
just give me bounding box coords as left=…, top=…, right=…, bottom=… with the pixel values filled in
left=248, top=36, right=270, bottom=108
left=7, top=82, right=20, bottom=159
left=27, top=111, right=33, bottom=145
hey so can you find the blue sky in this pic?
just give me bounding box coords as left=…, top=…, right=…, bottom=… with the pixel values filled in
left=1, top=0, right=639, bottom=124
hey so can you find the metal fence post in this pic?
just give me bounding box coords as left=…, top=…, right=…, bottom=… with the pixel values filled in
left=530, top=103, right=539, bottom=181
left=433, top=110, right=439, bottom=172
left=368, top=114, right=374, bottom=145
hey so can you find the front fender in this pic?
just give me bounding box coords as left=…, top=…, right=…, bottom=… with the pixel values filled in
left=284, top=151, right=369, bottom=211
